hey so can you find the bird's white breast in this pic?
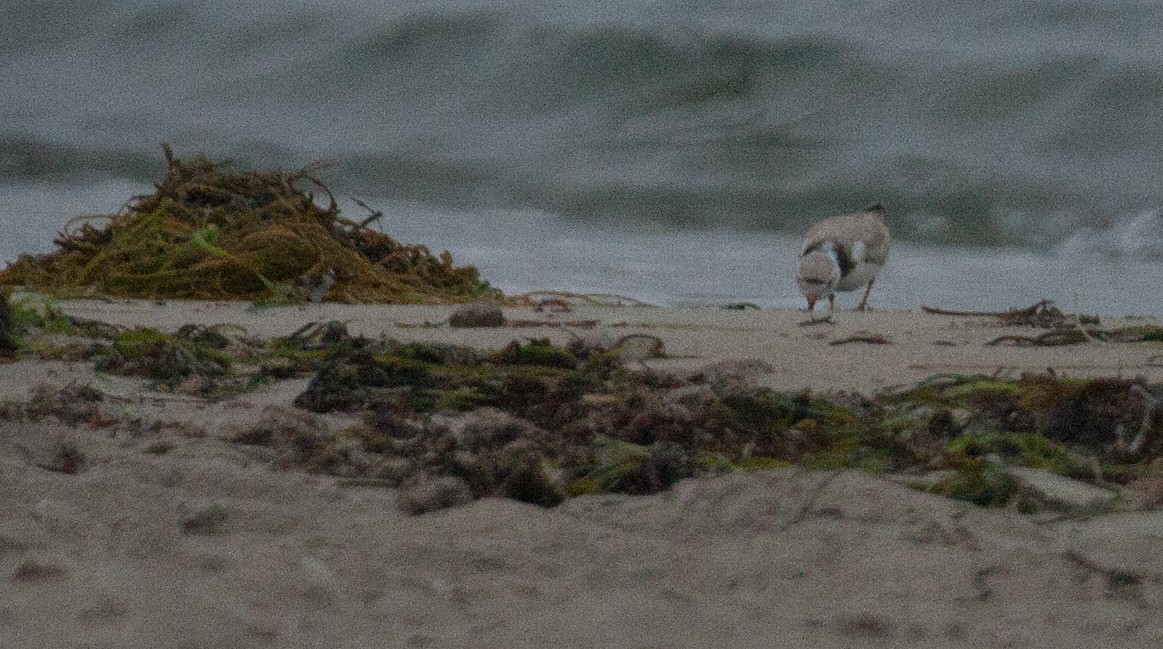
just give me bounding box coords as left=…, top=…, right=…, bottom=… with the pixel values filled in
left=835, top=257, right=881, bottom=291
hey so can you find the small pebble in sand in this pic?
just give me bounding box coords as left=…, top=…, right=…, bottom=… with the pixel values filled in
left=10, top=554, right=67, bottom=582
left=78, top=596, right=129, bottom=622
left=144, top=440, right=175, bottom=455
left=448, top=303, right=505, bottom=328
left=179, top=503, right=230, bottom=535
left=398, top=476, right=473, bottom=515
left=31, top=499, right=80, bottom=533
left=49, top=440, right=87, bottom=474
left=301, top=556, right=337, bottom=603
left=836, top=612, right=893, bottom=638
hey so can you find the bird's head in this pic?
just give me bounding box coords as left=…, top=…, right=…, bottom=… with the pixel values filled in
left=796, top=250, right=840, bottom=307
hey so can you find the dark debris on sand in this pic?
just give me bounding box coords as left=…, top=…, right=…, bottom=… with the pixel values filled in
left=223, top=326, right=1163, bottom=514
left=5, top=299, right=1163, bottom=516
left=0, top=292, right=18, bottom=360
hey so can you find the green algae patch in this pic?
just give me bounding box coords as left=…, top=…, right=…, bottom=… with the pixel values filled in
left=1112, top=325, right=1163, bottom=343
left=95, top=327, right=233, bottom=389
left=885, top=374, right=1021, bottom=409
left=925, top=461, right=1039, bottom=511
left=495, top=338, right=579, bottom=369
left=264, top=332, right=1163, bottom=511
left=292, top=337, right=607, bottom=416
left=278, top=333, right=944, bottom=506
left=568, top=436, right=698, bottom=496
left=0, top=292, right=19, bottom=360
left=944, top=432, right=1091, bottom=479
left=0, top=293, right=88, bottom=360
left=733, top=456, right=792, bottom=472
left=0, top=146, right=501, bottom=304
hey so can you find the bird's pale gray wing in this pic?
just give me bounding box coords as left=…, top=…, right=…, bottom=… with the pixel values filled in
left=800, top=237, right=831, bottom=257
left=859, top=220, right=892, bottom=265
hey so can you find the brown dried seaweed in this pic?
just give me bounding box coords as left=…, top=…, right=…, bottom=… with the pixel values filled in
left=0, top=146, right=501, bottom=304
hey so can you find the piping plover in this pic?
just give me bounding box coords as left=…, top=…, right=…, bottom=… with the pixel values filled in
left=796, top=202, right=891, bottom=321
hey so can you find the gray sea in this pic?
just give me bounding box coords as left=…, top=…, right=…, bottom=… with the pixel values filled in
left=3, top=0, right=1163, bottom=313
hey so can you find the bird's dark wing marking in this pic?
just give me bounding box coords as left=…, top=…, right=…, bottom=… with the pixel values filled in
left=834, top=243, right=855, bottom=278
left=802, top=239, right=854, bottom=277
left=802, top=240, right=824, bottom=257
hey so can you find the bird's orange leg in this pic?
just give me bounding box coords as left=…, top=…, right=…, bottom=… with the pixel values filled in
left=856, top=278, right=876, bottom=311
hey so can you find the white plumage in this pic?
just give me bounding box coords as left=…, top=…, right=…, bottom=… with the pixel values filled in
left=796, top=203, right=891, bottom=320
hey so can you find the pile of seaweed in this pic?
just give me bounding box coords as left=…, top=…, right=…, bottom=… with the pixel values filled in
left=0, top=146, right=500, bottom=303
left=258, top=326, right=1163, bottom=512
left=6, top=296, right=1163, bottom=514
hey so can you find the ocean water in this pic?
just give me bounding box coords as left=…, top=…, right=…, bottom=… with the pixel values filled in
left=3, top=0, right=1163, bottom=312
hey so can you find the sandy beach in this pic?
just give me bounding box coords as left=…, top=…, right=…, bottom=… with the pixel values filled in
left=8, top=1, right=1163, bottom=645
left=3, top=298, right=1163, bottom=648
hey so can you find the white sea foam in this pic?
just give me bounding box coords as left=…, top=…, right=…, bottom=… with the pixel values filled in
left=1053, top=211, right=1163, bottom=262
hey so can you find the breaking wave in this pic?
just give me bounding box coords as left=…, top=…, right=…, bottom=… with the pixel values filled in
left=2, top=0, right=1162, bottom=254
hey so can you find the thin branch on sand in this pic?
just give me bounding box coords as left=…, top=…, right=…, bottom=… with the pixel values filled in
left=922, top=299, right=1092, bottom=328
left=829, top=335, right=892, bottom=346
left=511, top=291, right=655, bottom=308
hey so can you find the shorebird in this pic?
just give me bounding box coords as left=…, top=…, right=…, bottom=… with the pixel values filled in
left=796, top=202, right=891, bottom=321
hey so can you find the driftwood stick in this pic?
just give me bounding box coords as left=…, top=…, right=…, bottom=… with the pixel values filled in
left=1121, top=385, right=1161, bottom=457
left=985, top=326, right=1122, bottom=347
left=924, top=299, right=1084, bottom=329
left=829, top=335, right=892, bottom=346
left=286, top=321, right=319, bottom=340
left=511, top=291, right=655, bottom=307
left=506, top=319, right=600, bottom=329
left=351, top=197, right=384, bottom=230
left=922, top=305, right=1016, bottom=317
left=922, top=299, right=1055, bottom=319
